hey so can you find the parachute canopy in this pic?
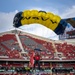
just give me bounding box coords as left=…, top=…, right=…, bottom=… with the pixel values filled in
left=13, top=10, right=67, bottom=35
left=64, top=17, right=75, bottom=28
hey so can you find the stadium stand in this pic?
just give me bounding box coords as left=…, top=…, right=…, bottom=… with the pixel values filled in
left=0, top=29, right=75, bottom=75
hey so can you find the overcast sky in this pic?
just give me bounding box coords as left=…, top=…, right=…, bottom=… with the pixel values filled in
left=0, top=0, right=75, bottom=40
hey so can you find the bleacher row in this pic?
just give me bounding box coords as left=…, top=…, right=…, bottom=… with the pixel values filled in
left=0, top=62, right=75, bottom=75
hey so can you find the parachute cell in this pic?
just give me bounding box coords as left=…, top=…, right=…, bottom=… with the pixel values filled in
left=13, top=10, right=67, bottom=35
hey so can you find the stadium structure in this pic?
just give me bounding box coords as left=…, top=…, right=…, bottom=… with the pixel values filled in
left=0, top=29, right=75, bottom=75
left=59, top=29, right=75, bottom=44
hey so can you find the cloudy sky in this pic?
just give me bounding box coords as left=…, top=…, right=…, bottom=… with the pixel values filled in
left=0, top=0, right=75, bottom=40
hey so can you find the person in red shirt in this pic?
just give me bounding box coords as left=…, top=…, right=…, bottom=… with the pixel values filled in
left=33, top=52, right=41, bottom=70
